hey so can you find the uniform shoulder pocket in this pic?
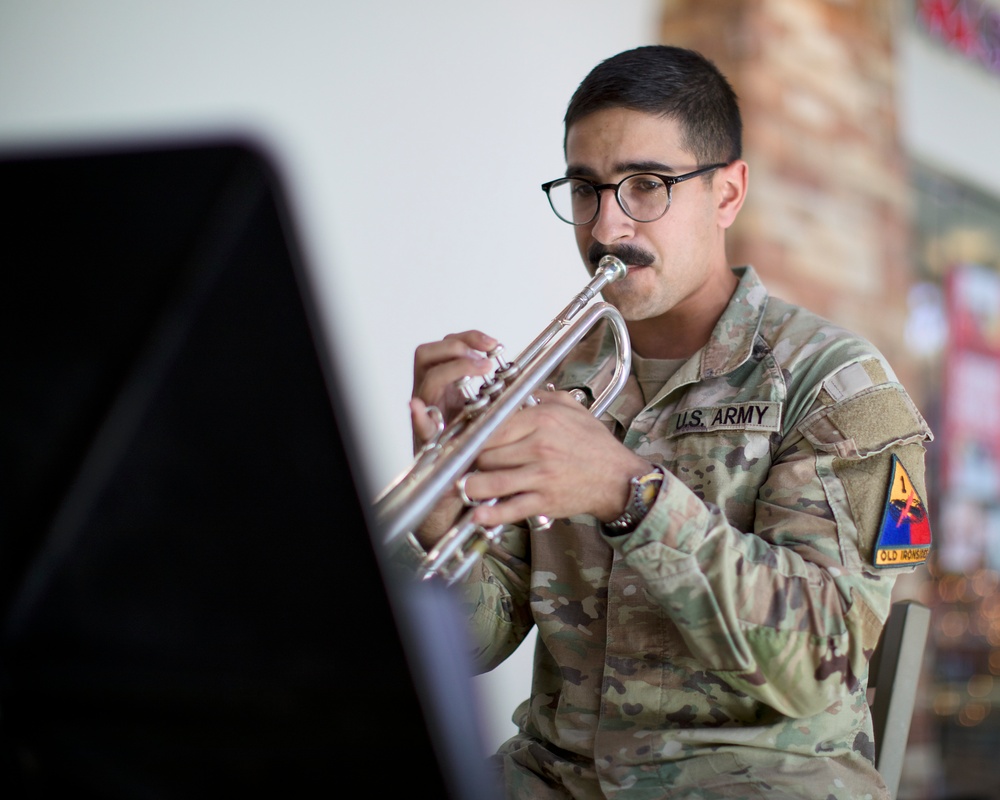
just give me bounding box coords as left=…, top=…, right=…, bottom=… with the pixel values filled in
left=797, top=359, right=932, bottom=459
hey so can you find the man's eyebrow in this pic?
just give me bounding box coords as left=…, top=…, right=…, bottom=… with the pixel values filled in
left=564, top=160, right=677, bottom=179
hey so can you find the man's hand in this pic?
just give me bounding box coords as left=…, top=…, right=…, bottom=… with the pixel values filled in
left=408, top=330, right=498, bottom=548
left=411, top=330, right=498, bottom=448
left=459, top=390, right=654, bottom=529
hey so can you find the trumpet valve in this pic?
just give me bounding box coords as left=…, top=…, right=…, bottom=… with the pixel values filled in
left=483, top=344, right=514, bottom=382
left=457, top=345, right=507, bottom=404
left=496, top=363, right=519, bottom=386
left=456, top=375, right=490, bottom=414
left=488, top=344, right=510, bottom=371
left=456, top=375, right=478, bottom=402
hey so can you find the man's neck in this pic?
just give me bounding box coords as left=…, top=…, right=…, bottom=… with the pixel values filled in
left=626, top=269, right=739, bottom=360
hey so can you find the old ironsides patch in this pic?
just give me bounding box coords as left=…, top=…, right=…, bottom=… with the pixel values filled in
left=873, top=454, right=932, bottom=568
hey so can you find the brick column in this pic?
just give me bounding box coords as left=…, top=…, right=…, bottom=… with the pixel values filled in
left=658, top=0, right=919, bottom=396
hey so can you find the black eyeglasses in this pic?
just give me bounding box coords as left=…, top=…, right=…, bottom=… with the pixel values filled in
left=540, top=163, right=728, bottom=225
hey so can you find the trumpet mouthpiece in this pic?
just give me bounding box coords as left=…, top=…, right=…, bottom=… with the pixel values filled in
left=598, top=255, right=628, bottom=283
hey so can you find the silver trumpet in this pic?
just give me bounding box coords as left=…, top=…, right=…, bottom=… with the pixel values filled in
left=375, top=255, right=632, bottom=585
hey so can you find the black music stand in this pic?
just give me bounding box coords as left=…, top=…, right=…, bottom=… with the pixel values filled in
left=0, top=138, right=496, bottom=798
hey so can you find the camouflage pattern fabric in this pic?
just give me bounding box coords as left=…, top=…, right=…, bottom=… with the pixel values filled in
left=452, top=266, right=933, bottom=799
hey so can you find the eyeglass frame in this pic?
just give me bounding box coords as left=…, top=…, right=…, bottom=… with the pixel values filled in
left=540, top=162, right=730, bottom=226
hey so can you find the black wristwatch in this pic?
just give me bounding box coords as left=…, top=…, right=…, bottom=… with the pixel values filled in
left=603, top=466, right=665, bottom=535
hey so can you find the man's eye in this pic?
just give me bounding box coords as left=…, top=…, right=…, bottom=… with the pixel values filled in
left=632, top=178, right=665, bottom=194
left=570, top=181, right=596, bottom=198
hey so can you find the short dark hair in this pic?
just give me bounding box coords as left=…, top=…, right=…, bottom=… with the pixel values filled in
left=564, top=45, right=742, bottom=166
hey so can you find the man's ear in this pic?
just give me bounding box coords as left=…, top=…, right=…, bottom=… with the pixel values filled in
left=717, top=159, right=748, bottom=230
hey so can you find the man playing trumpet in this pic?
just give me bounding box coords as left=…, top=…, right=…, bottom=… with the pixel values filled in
left=404, top=45, right=932, bottom=799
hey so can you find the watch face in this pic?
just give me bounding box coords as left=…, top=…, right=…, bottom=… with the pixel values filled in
left=605, top=469, right=663, bottom=535
left=634, top=472, right=663, bottom=514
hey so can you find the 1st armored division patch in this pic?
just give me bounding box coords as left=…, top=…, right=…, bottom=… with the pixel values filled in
left=873, top=454, right=932, bottom=568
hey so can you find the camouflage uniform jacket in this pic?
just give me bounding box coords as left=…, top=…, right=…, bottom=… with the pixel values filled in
left=461, top=266, right=933, bottom=800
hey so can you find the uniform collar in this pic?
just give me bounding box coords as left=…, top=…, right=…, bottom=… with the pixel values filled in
left=550, top=265, right=768, bottom=409
left=698, top=265, right=768, bottom=380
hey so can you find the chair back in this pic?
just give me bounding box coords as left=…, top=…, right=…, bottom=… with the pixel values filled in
left=869, top=600, right=932, bottom=799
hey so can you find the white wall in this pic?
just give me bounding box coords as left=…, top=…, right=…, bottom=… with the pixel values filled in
left=0, top=0, right=661, bottom=754
left=898, top=16, right=1000, bottom=199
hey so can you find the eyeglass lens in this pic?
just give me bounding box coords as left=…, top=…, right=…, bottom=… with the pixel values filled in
left=548, top=174, right=670, bottom=224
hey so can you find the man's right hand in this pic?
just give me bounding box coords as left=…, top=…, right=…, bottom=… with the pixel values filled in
left=411, top=330, right=499, bottom=447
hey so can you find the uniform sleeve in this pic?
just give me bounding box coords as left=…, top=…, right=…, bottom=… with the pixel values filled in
left=609, top=361, right=933, bottom=718
left=383, top=518, right=535, bottom=674
left=380, top=505, right=534, bottom=673
left=452, top=525, right=536, bottom=674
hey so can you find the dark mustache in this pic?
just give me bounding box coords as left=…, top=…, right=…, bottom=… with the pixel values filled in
left=587, top=242, right=655, bottom=269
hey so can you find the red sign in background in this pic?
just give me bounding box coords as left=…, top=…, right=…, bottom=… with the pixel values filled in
left=917, top=0, right=1000, bottom=77
left=940, top=264, right=1000, bottom=572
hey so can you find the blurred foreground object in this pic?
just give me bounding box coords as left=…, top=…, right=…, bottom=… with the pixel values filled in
left=0, top=139, right=494, bottom=799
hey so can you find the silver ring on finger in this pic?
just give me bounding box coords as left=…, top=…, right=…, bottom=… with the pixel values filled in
left=457, top=473, right=477, bottom=506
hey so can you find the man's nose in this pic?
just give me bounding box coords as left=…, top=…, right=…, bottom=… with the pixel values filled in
left=590, top=187, right=636, bottom=244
